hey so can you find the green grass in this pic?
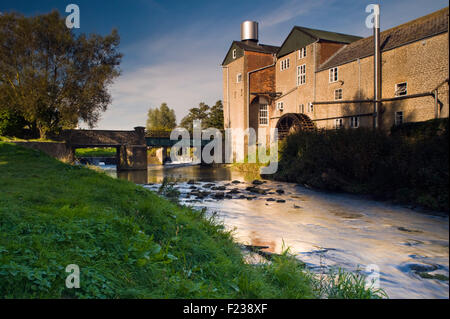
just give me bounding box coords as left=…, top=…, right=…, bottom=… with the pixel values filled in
left=0, top=142, right=385, bottom=298
left=0, top=136, right=59, bottom=143
left=75, top=147, right=117, bottom=157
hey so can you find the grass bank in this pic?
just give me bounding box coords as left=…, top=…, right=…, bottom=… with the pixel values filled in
left=270, top=119, right=449, bottom=212
left=0, top=142, right=385, bottom=298
left=75, top=147, right=117, bottom=157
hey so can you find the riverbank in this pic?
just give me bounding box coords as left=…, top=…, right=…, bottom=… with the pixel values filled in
left=264, top=119, right=448, bottom=213
left=0, top=142, right=384, bottom=298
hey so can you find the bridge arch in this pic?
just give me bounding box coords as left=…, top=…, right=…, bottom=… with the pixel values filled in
left=275, top=113, right=315, bottom=139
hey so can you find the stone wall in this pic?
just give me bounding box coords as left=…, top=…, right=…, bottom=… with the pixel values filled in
left=12, top=142, right=74, bottom=163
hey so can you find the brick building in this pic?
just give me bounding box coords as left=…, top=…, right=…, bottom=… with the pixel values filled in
left=222, top=7, right=449, bottom=155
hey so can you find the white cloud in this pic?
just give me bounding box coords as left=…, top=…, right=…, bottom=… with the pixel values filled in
left=259, top=0, right=331, bottom=28
left=95, top=42, right=223, bottom=130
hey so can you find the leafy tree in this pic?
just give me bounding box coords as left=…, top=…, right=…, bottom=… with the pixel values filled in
left=180, top=102, right=210, bottom=132
left=180, top=101, right=224, bottom=132
left=205, top=100, right=224, bottom=130
left=0, top=11, right=122, bottom=138
left=146, top=102, right=177, bottom=131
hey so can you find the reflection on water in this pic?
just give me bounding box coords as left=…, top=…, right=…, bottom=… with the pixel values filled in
left=103, top=163, right=449, bottom=299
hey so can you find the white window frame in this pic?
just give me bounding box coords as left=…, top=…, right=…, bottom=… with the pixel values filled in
left=259, top=104, right=269, bottom=126
left=334, top=88, right=343, bottom=100
left=232, top=49, right=237, bottom=59
left=329, top=67, right=338, bottom=83
left=299, top=104, right=305, bottom=113
left=297, top=64, right=306, bottom=86
left=350, top=116, right=359, bottom=128
left=395, top=111, right=404, bottom=126
left=236, top=73, right=242, bottom=83
left=276, top=101, right=284, bottom=111
left=280, top=58, right=290, bottom=71
left=395, top=82, right=407, bottom=96
left=307, top=102, right=314, bottom=113
left=299, top=47, right=306, bottom=59
left=335, top=118, right=343, bottom=129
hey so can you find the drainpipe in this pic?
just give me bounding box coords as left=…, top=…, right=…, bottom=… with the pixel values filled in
left=373, top=4, right=381, bottom=129
left=222, top=66, right=231, bottom=128
left=313, top=40, right=319, bottom=103
left=434, top=89, right=439, bottom=118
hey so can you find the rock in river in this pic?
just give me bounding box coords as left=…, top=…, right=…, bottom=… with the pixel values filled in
left=252, top=180, right=265, bottom=185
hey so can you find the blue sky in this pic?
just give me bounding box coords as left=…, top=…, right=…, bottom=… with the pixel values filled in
left=0, top=0, right=448, bottom=129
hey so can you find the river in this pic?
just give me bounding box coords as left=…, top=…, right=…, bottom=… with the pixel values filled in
left=101, top=163, right=449, bottom=299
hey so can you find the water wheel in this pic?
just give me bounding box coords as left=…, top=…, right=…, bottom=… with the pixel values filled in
left=275, top=113, right=315, bottom=139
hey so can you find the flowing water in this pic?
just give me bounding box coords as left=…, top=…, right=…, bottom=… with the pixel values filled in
left=102, top=164, right=449, bottom=299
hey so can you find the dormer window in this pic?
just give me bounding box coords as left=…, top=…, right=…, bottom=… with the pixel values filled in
left=232, top=49, right=237, bottom=59
left=299, top=47, right=306, bottom=59
left=329, top=67, right=338, bottom=83
left=280, top=58, right=290, bottom=71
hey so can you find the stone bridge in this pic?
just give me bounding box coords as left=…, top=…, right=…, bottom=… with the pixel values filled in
left=56, top=126, right=147, bottom=170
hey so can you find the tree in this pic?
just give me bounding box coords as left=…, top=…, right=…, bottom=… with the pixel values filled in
left=180, top=102, right=210, bottom=132
left=204, top=100, right=224, bottom=130
left=146, top=102, right=177, bottom=131
left=180, top=101, right=224, bottom=133
left=0, top=11, right=122, bottom=138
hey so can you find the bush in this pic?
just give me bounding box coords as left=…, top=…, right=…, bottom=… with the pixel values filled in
left=272, top=119, right=449, bottom=212
left=0, top=109, right=29, bottom=138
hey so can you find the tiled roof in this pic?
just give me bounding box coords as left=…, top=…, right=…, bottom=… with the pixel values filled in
left=234, top=41, right=280, bottom=54
left=319, top=7, right=449, bottom=71
left=294, top=26, right=363, bottom=44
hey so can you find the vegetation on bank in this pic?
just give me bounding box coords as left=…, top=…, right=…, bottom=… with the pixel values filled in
left=75, top=147, right=117, bottom=157
left=271, top=119, right=449, bottom=212
left=0, top=142, right=385, bottom=298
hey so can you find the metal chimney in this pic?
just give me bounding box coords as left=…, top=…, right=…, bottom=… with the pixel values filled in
left=241, top=21, right=259, bottom=43
left=373, top=4, right=381, bottom=129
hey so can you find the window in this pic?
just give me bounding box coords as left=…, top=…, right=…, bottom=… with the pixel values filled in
left=395, top=111, right=404, bottom=126
left=329, top=67, right=338, bottom=83
left=259, top=104, right=269, bottom=125
left=297, top=64, right=306, bottom=85
left=350, top=116, right=359, bottom=128
left=334, top=88, right=343, bottom=100
left=280, top=58, right=290, bottom=71
left=395, top=82, right=407, bottom=96
left=236, top=73, right=242, bottom=83
left=335, top=118, right=343, bottom=129
left=299, top=104, right=305, bottom=113
left=232, top=49, right=237, bottom=59
left=277, top=101, right=284, bottom=111
left=299, top=47, right=306, bottom=59
left=307, top=102, right=314, bottom=113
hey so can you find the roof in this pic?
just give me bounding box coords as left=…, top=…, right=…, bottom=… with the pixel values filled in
left=234, top=41, right=280, bottom=54
left=319, top=7, right=449, bottom=71
left=294, top=26, right=363, bottom=44
left=222, top=41, right=279, bottom=66
left=277, top=26, right=362, bottom=58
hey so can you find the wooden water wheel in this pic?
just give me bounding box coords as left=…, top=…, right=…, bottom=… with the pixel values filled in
left=275, top=113, right=315, bottom=139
